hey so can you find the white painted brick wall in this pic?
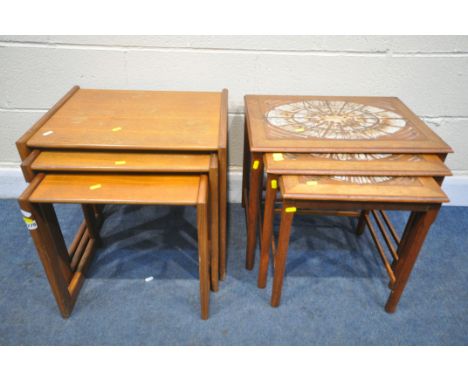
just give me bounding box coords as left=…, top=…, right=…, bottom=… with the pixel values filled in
left=0, top=35, right=467, bottom=175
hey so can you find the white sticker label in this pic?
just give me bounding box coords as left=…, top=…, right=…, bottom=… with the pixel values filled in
left=23, top=216, right=38, bottom=230
left=21, top=209, right=32, bottom=218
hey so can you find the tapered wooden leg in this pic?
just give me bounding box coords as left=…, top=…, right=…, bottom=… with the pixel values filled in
left=218, top=148, right=228, bottom=280
left=197, top=176, right=210, bottom=320
left=82, top=204, right=102, bottom=247
left=388, top=211, right=417, bottom=273
left=258, top=174, right=278, bottom=288
left=271, top=204, right=295, bottom=307
left=246, top=153, right=263, bottom=270
left=40, top=203, right=73, bottom=284
left=209, top=155, right=219, bottom=292
left=385, top=207, right=440, bottom=313
left=356, top=210, right=369, bottom=235
left=18, top=197, right=73, bottom=318
left=92, top=204, right=103, bottom=219
left=241, top=120, right=250, bottom=209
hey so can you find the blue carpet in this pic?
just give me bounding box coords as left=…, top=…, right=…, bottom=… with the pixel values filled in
left=0, top=200, right=466, bottom=345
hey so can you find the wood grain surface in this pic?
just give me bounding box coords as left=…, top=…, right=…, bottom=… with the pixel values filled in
left=264, top=152, right=451, bottom=176
left=32, top=151, right=211, bottom=173
left=279, top=175, right=448, bottom=203
left=29, top=174, right=202, bottom=205
left=27, top=89, right=222, bottom=151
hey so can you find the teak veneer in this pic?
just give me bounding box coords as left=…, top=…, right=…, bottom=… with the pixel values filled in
left=31, top=151, right=212, bottom=173
left=20, top=173, right=212, bottom=319
left=27, top=89, right=222, bottom=151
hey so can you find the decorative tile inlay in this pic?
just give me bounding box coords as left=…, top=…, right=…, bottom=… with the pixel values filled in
left=331, top=175, right=394, bottom=184
left=265, top=101, right=415, bottom=140
left=283, top=153, right=422, bottom=162
left=300, top=175, right=418, bottom=186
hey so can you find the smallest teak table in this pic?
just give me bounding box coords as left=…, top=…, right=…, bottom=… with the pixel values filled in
left=259, top=174, right=448, bottom=312
left=19, top=173, right=212, bottom=319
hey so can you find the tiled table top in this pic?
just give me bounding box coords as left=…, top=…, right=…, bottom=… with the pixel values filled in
left=245, top=95, right=453, bottom=153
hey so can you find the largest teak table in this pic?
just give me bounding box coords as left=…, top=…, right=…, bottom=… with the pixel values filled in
left=16, top=87, right=228, bottom=317
left=17, top=86, right=228, bottom=279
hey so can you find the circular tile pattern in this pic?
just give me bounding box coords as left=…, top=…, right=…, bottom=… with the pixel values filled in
left=266, top=100, right=407, bottom=140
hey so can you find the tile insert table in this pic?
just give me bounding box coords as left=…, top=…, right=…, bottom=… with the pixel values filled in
left=243, top=95, right=453, bottom=271
left=258, top=174, right=448, bottom=311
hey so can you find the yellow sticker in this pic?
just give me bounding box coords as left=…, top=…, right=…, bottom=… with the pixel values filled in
left=114, top=160, right=126, bottom=165
left=295, top=127, right=305, bottom=132
left=89, top=184, right=102, bottom=190
left=272, top=153, right=284, bottom=161
left=306, top=180, right=318, bottom=186
left=112, top=127, right=123, bottom=132
left=271, top=179, right=278, bottom=189
left=252, top=160, right=259, bottom=170
left=285, top=207, right=297, bottom=213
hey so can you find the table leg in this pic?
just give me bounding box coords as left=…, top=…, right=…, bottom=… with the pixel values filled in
left=197, top=175, right=210, bottom=320
left=40, top=203, right=73, bottom=284
left=18, top=199, right=74, bottom=318
left=271, top=204, right=295, bottom=307
left=356, top=210, right=369, bottom=235
left=246, top=152, right=263, bottom=270
left=241, top=119, right=250, bottom=209
left=258, top=174, right=278, bottom=288
left=385, top=206, right=440, bottom=313
left=209, top=155, right=219, bottom=292
left=82, top=204, right=102, bottom=247
left=218, top=148, right=228, bottom=280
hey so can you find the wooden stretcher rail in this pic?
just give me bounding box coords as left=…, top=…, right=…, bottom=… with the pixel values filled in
left=68, top=220, right=86, bottom=256
left=68, top=237, right=95, bottom=301
left=70, top=229, right=90, bottom=272
left=380, top=210, right=400, bottom=245
left=371, top=211, right=399, bottom=261
left=364, top=214, right=396, bottom=285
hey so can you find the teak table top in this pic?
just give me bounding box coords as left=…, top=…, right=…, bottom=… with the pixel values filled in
left=280, top=175, right=448, bottom=204
left=29, top=174, right=202, bottom=205
left=245, top=95, right=452, bottom=154
left=32, top=151, right=211, bottom=173
left=27, top=89, right=223, bottom=151
left=264, top=153, right=451, bottom=176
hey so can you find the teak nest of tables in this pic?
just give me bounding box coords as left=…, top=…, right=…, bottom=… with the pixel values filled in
left=242, top=95, right=452, bottom=312
left=17, top=86, right=228, bottom=320
left=17, top=88, right=453, bottom=319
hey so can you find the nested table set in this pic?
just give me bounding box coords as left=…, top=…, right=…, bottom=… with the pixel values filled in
left=16, top=87, right=228, bottom=320
left=17, top=89, right=453, bottom=319
left=242, top=95, right=452, bottom=311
